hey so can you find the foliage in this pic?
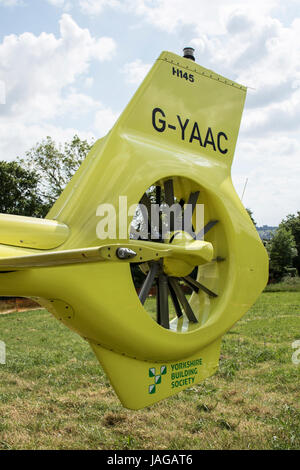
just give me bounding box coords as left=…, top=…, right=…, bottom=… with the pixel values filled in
left=264, top=276, right=300, bottom=292
left=130, top=264, right=146, bottom=290
left=246, top=208, right=256, bottom=226
left=266, top=227, right=297, bottom=281
left=256, top=225, right=277, bottom=241
left=0, top=161, right=47, bottom=217
left=279, top=212, right=300, bottom=275
left=19, top=135, right=93, bottom=207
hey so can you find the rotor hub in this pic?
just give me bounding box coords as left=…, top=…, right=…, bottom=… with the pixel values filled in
left=163, top=231, right=196, bottom=277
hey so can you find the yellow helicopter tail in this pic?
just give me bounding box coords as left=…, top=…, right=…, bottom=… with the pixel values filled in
left=0, top=51, right=267, bottom=413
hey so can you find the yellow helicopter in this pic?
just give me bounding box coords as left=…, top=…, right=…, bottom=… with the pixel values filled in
left=0, top=48, right=268, bottom=409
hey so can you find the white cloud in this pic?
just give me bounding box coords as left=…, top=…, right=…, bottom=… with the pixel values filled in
left=46, top=0, right=72, bottom=10
left=192, top=12, right=300, bottom=140
left=242, top=91, right=300, bottom=137
left=79, top=0, right=122, bottom=15
left=0, top=0, right=22, bottom=5
left=94, top=107, right=120, bottom=135
left=58, top=90, right=100, bottom=118
left=84, top=76, right=94, bottom=88
left=128, top=0, right=279, bottom=34
left=121, top=59, right=151, bottom=85
left=0, top=80, right=5, bottom=104
left=0, top=121, right=95, bottom=162
left=0, top=14, right=117, bottom=160
left=46, top=0, right=66, bottom=7
left=59, top=0, right=275, bottom=32
left=44, top=0, right=122, bottom=14
left=232, top=134, right=300, bottom=225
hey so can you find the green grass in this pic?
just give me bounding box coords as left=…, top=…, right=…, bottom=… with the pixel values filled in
left=0, top=292, right=299, bottom=450
left=264, top=276, right=300, bottom=292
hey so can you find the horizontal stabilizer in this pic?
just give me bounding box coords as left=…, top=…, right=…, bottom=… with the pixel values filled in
left=0, top=239, right=213, bottom=271
left=0, top=246, right=106, bottom=271
left=0, top=213, right=69, bottom=249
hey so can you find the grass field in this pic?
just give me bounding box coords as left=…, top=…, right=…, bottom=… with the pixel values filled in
left=264, top=277, right=300, bottom=292
left=0, top=291, right=299, bottom=450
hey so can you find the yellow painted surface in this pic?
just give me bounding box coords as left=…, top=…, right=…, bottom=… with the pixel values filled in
left=0, top=213, right=69, bottom=250
left=0, top=51, right=268, bottom=409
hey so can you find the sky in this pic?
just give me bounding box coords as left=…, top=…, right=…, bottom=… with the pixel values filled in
left=0, top=0, right=299, bottom=226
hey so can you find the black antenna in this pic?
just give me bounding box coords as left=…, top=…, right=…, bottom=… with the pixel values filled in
left=183, top=47, right=195, bottom=61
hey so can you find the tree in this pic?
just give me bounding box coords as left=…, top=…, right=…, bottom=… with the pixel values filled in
left=0, top=161, right=47, bottom=217
left=279, top=212, right=300, bottom=274
left=266, top=227, right=297, bottom=281
left=246, top=208, right=256, bottom=226
left=19, top=135, right=93, bottom=207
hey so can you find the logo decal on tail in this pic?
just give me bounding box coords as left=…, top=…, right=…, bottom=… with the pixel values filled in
left=148, top=365, right=167, bottom=394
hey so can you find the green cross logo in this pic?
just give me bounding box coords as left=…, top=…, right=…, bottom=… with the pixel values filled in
left=148, top=365, right=167, bottom=394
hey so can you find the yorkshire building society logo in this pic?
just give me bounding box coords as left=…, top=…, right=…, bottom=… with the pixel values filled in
left=148, top=366, right=167, bottom=394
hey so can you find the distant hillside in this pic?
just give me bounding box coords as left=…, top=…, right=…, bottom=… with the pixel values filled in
left=256, top=225, right=278, bottom=240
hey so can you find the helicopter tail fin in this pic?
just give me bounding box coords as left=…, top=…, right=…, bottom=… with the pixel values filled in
left=89, top=339, right=221, bottom=410
left=116, top=51, right=247, bottom=169
left=46, top=51, right=246, bottom=227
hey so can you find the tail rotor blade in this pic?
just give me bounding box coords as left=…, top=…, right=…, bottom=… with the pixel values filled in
left=183, top=275, right=218, bottom=298
left=164, top=179, right=175, bottom=232
left=156, top=278, right=161, bottom=325
left=156, top=186, right=162, bottom=240
left=186, top=191, right=200, bottom=214
left=196, top=220, right=218, bottom=240
left=168, top=279, right=183, bottom=318
left=158, top=273, right=170, bottom=329
left=140, top=193, right=152, bottom=229
left=183, top=191, right=200, bottom=235
left=181, top=276, right=199, bottom=293
left=164, top=179, right=175, bottom=206
left=139, top=262, right=159, bottom=305
left=168, top=278, right=198, bottom=323
left=156, top=185, right=161, bottom=206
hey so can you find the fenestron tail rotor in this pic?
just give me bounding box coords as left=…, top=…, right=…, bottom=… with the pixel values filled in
left=131, top=176, right=221, bottom=331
